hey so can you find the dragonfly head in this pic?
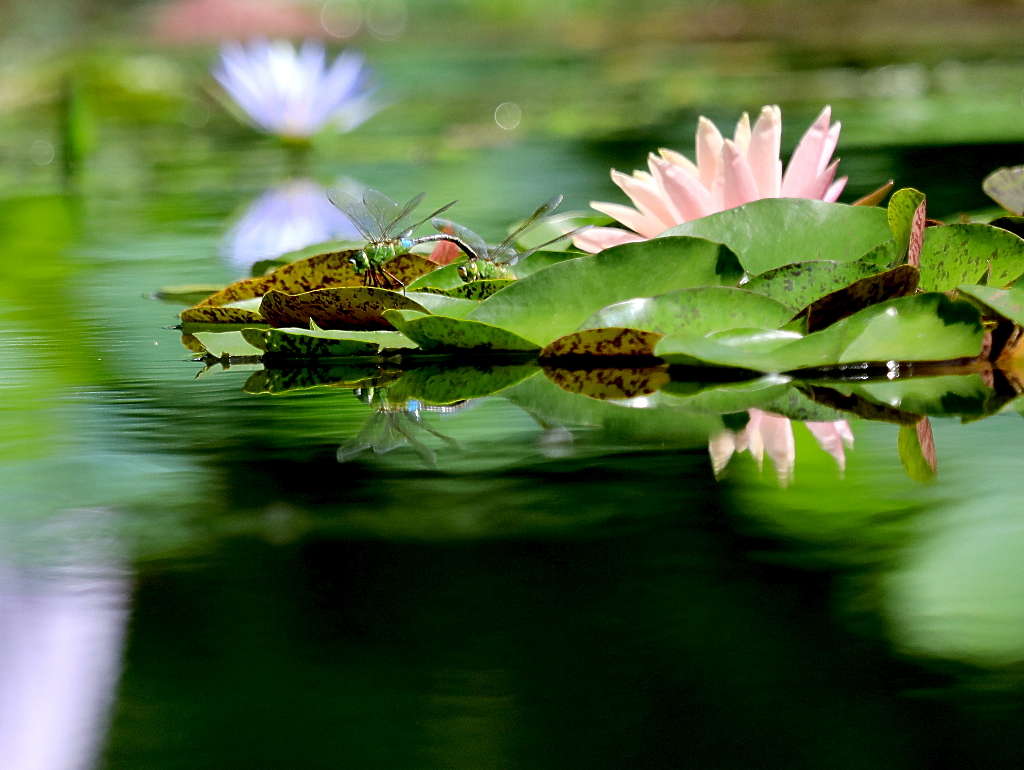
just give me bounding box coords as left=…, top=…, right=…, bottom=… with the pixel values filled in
left=349, top=250, right=372, bottom=273
left=458, top=260, right=481, bottom=283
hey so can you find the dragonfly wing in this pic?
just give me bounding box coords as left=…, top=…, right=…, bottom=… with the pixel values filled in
left=399, top=199, right=456, bottom=237
left=328, top=187, right=380, bottom=242
left=495, top=193, right=564, bottom=254
left=432, top=217, right=489, bottom=259
left=366, top=190, right=423, bottom=239
left=517, top=225, right=592, bottom=260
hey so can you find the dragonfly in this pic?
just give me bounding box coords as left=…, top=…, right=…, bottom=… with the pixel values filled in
left=328, top=187, right=482, bottom=288
left=431, top=194, right=589, bottom=282
left=337, top=387, right=470, bottom=466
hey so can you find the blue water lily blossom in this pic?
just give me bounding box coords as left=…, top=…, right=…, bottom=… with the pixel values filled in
left=223, top=179, right=361, bottom=269
left=213, top=39, right=377, bottom=139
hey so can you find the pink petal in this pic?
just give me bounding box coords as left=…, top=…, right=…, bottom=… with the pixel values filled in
left=649, top=157, right=715, bottom=221
left=658, top=148, right=699, bottom=177
left=733, top=111, right=751, bottom=152
left=708, top=431, right=737, bottom=476
left=806, top=420, right=854, bottom=471
left=611, top=169, right=675, bottom=229
left=781, top=106, right=832, bottom=198
left=590, top=201, right=664, bottom=238
left=721, top=139, right=760, bottom=209
left=824, top=176, right=847, bottom=202
left=818, top=121, right=842, bottom=176
left=748, top=105, right=782, bottom=198
left=696, top=116, right=724, bottom=190
left=573, top=226, right=644, bottom=253
left=756, top=411, right=796, bottom=484
left=808, top=158, right=840, bottom=200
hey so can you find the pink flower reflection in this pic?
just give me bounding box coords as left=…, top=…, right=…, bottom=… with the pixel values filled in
left=574, top=105, right=846, bottom=253
left=709, top=408, right=854, bottom=486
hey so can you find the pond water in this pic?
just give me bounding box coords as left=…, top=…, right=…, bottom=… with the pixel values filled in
left=4, top=16, right=1024, bottom=769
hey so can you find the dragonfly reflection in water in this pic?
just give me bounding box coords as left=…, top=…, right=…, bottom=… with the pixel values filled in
left=432, top=194, right=589, bottom=282
left=328, top=188, right=482, bottom=288
left=337, top=388, right=473, bottom=466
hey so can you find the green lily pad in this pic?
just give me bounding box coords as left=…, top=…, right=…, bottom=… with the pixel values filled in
left=657, top=293, right=984, bottom=372
left=242, top=328, right=381, bottom=357
left=658, top=376, right=793, bottom=414
left=404, top=292, right=480, bottom=318
left=383, top=310, right=540, bottom=352
left=805, top=265, right=920, bottom=332
left=918, top=224, right=1024, bottom=291
left=742, top=241, right=903, bottom=312
left=958, top=284, right=1024, bottom=324
left=243, top=364, right=391, bottom=395
left=662, top=198, right=892, bottom=274
left=887, top=187, right=926, bottom=259
left=582, top=287, right=794, bottom=337
left=898, top=420, right=937, bottom=482
left=468, top=236, right=742, bottom=345
left=418, top=280, right=515, bottom=300
left=190, top=330, right=265, bottom=357
left=384, top=364, right=540, bottom=405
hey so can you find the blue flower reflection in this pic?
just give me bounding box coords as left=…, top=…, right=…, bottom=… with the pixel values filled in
left=223, top=179, right=360, bottom=270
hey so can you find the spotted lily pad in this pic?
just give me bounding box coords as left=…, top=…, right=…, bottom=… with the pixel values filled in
left=806, top=265, right=920, bottom=332
left=918, top=224, right=1024, bottom=291
left=543, top=365, right=671, bottom=400
left=180, top=305, right=265, bottom=324
left=259, top=287, right=428, bottom=330
left=195, top=251, right=438, bottom=308
left=540, top=327, right=662, bottom=359
left=742, top=241, right=902, bottom=312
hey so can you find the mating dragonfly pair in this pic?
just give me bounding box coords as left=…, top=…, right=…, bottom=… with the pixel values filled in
left=328, top=187, right=586, bottom=288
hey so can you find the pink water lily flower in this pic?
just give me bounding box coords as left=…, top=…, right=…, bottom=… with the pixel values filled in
left=574, top=105, right=847, bottom=253
left=709, top=409, right=855, bottom=486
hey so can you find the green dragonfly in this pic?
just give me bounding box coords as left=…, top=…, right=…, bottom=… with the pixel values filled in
left=328, top=187, right=482, bottom=288
left=337, top=387, right=469, bottom=466
left=431, top=194, right=588, bottom=282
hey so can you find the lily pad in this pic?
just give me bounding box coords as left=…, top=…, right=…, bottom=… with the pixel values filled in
left=657, top=294, right=984, bottom=372
left=898, top=419, right=937, bottom=482
left=582, top=287, right=793, bottom=337
left=383, top=310, right=540, bottom=353
left=468, top=236, right=742, bottom=345
left=244, top=365, right=391, bottom=395
left=887, top=187, right=926, bottom=261
left=196, top=251, right=438, bottom=308
left=543, top=365, right=671, bottom=400
left=958, top=284, right=1024, bottom=325
left=155, top=285, right=224, bottom=305
left=983, top=165, right=1024, bottom=215
left=540, top=327, right=662, bottom=359
left=385, top=364, right=540, bottom=404
left=242, top=328, right=382, bottom=357
left=805, top=265, right=920, bottom=332
left=662, top=198, right=892, bottom=274
left=259, top=287, right=427, bottom=330
left=180, top=305, right=264, bottom=325
left=419, top=280, right=515, bottom=300
left=918, top=224, right=1024, bottom=291
left=742, top=241, right=903, bottom=312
